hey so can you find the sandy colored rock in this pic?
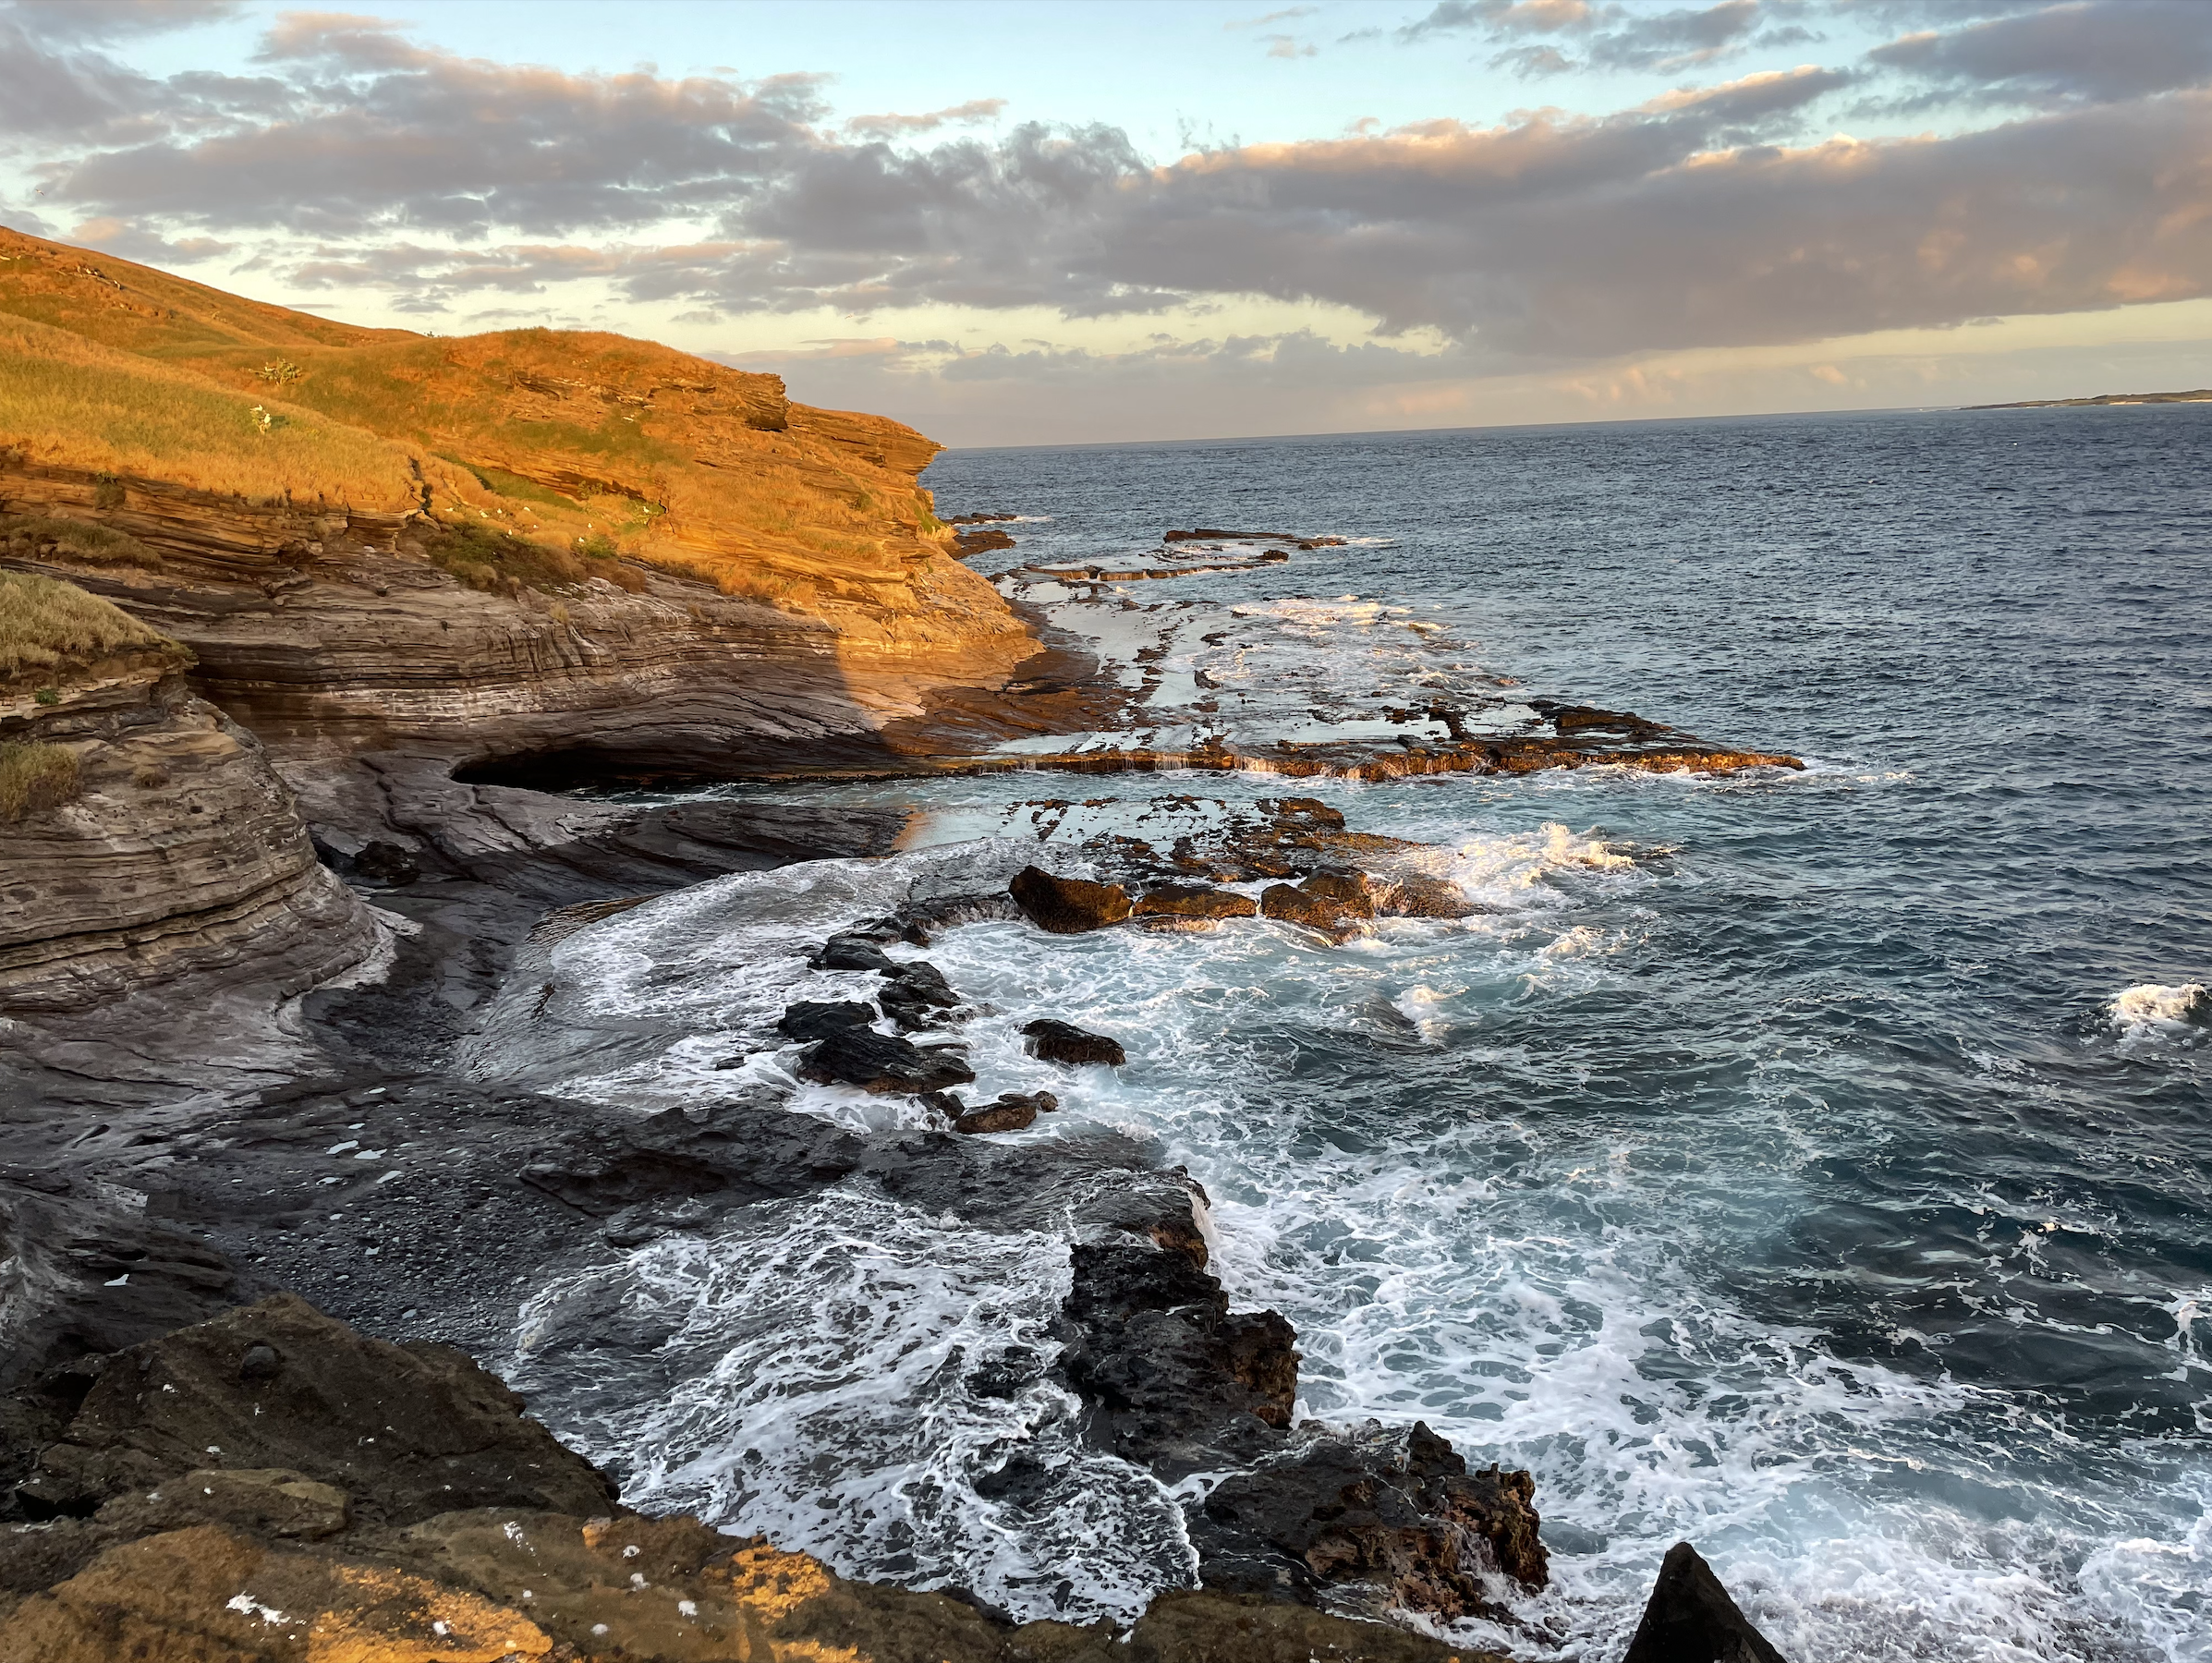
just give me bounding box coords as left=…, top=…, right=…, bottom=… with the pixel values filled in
left=1010, top=866, right=1134, bottom=933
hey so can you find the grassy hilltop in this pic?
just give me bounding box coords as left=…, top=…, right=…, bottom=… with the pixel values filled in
left=0, top=228, right=953, bottom=607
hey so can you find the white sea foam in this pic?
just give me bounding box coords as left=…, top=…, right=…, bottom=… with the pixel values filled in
left=508, top=1189, right=1192, bottom=1623
left=2110, top=982, right=2209, bottom=1046
left=478, top=769, right=2206, bottom=1660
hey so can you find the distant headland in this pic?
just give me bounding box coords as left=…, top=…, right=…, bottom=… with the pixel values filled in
left=1967, top=388, right=2212, bottom=409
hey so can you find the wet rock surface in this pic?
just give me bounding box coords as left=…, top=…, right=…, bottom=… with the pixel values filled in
left=1132, top=881, right=1258, bottom=927
left=951, top=1090, right=1057, bottom=1135
left=1622, top=1541, right=1789, bottom=1663
left=1025, top=1018, right=1129, bottom=1066
left=1011, top=865, right=1135, bottom=933
left=800, top=1026, right=978, bottom=1093
left=1194, top=1424, right=1547, bottom=1622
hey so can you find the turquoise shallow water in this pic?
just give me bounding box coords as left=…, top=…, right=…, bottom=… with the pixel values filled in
left=519, top=408, right=2212, bottom=1659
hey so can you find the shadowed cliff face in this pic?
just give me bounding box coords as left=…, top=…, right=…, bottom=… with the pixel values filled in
left=0, top=610, right=378, bottom=1019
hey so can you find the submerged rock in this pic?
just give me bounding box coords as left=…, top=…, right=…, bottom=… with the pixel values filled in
left=812, top=932, right=897, bottom=972
left=1622, top=1541, right=1788, bottom=1663
left=1373, top=871, right=1474, bottom=919
left=953, top=1091, right=1058, bottom=1135
left=1259, top=874, right=1374, bottom=939
left=1024, top=1018, right=1127, bottom=1066
left=1010, top=865, right=1133, bottom=933
left=800, top=1027, right=976, bottom=1094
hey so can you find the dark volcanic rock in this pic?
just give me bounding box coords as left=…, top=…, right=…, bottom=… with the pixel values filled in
left=800, top=1027, right=976, bottom=1093
left=1060, top=1237, right=1299, bottom=1475
left=1010, top=865, right=1133, bottom=933
left=812, top=932, right=897, bottom=972
left=1023, top=1018, right=1127, bottom=1066
left=881, top=959, right=960, bottom=1027
left=12, top=1293, right=614, bottom=1529
left=1195, top=1422, right=1547, bottom=1621
left=1260, top=872, right=1375, bottom=939
left=1132, top=882, right=1258, bottom=928
left=519, top=1100, right=864, bottom=1219
left=954, top=526, right=1016, bottom=554
left=778, top=999, right=880, bottom=1041
left=1623, top=1541, right=1788, bottom=1663
left=1373, top=871, right=1474, bottom=919
left=953, top=1091, right=1057, bottom=1135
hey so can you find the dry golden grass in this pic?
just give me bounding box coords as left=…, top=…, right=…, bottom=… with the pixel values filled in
left=0, top=740, right=79, bottom=821
left=0, top=229, right=964, bottom=609
left=0, top=569, right=191, bottom=682
left=3, top=514, right=166, bottom=568
left=0, top=317, right=436, bottom=511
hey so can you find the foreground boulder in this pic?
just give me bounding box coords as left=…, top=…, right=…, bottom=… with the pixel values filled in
left=1011, top=866, right=1134, bottom=933
left=1622, top=1542, right=1788, bottom=1663
left=1196, top=1424, right=1546, bottom=1622
left=1025, top=1018, right=1127, bottom=1066
left=10, top=1293, right=615, bottom=1535
left=800, top=1027, right=977, bottom=1093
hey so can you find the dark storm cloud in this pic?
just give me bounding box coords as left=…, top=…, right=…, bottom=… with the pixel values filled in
left=1867, top=1, right=2212, bottom=107
left=16, top=5, right=2212, bottom=368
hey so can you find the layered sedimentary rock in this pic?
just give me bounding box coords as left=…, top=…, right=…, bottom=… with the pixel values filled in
left=0, top=456, right=1035, bottom=779
left=0, top=647, right=376, bottom=1016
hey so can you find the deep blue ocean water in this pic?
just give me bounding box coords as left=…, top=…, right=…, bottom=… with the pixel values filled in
left=512, top=407, right=2210, bottom=1661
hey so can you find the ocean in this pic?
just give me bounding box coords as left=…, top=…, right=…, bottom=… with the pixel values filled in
left=500, top=407, right=2212, bottom=1660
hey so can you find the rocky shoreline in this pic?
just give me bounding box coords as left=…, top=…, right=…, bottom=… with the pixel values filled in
left=2, top=784, right=1788, bottom=1660
left=2, top=230, right=1793, bottom=1659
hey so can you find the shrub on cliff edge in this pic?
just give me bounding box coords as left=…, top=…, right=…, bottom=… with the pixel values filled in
left=0, top=740, right=79, bottom=820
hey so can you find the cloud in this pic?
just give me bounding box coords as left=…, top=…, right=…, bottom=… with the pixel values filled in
left=14, top=2, right=2212, bottom=379
left=1227, top=5, right=1318, bottom=27
left=1403, top=0, right=1814, bottom=77
left=1399, top=0, right=1595, bottom=42
left=1867, top=1, right=2212, bottom=107
left=67, top=214, right=232, bottom=261
left=1263, top=33, right=1319, bottom=58
left=844, top=99, right=1007, bottom=140
left=2, top=0, right=238, bottom=44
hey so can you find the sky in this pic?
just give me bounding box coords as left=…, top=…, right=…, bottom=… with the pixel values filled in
left=4, top=0, right=2212, bottom=445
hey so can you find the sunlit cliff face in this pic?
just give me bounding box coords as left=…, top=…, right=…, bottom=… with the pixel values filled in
left=4, top=0, right=2211, bottom=443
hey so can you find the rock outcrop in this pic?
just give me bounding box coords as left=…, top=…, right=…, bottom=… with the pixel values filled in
left=0, top=1291, right=1499, bottom=1662
left=1622, top=1542, right=1789, bottom=1663
left=0, top=596, right=377, bottom=1016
